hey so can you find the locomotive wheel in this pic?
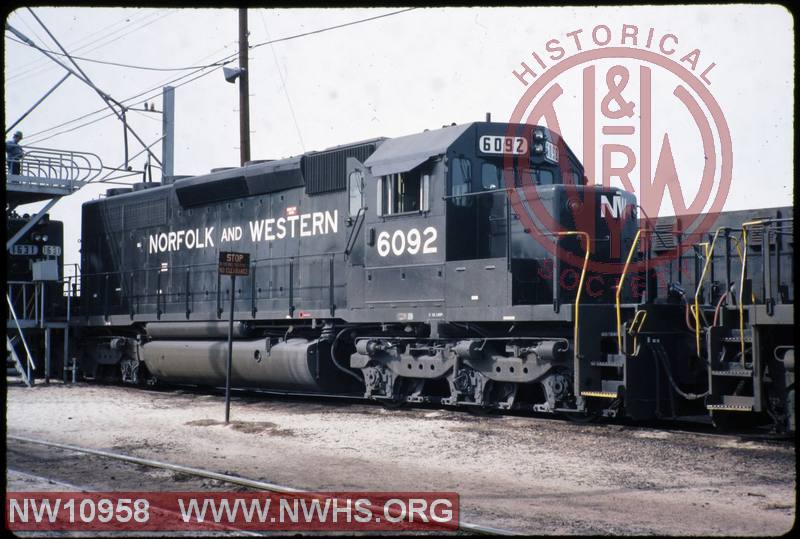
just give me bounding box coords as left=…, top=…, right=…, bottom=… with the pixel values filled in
left=379, top=397, right=406, bottom=410
left=560, top=410, right=600, bottom=423
left=466, top=405, right=497, bottom=417
left=711, top=410, right=761, bottom=432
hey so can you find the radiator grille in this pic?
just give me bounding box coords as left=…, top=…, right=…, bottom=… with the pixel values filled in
left=303, top=141, right=380, bottom=195
left=125, top=199, right=167, bottom=229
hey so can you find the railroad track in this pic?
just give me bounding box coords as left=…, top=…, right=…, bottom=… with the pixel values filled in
left=160, top=383, right=786, bottom=441
left=8, top=435, right=518, bottom=536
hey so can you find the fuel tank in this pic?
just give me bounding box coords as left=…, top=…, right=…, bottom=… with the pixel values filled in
left=142, top=337, right=344, bottom=392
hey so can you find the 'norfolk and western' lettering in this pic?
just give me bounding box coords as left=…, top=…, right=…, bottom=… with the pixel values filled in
left=148, top=210, right=338, bottom=254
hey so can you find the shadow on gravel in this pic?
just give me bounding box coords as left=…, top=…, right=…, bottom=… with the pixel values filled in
left=184, top=418, right=295, bottom=436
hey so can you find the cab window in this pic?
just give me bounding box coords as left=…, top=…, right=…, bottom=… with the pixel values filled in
left=481, top=162, right=500, bottom=190
left=378, top=167, right=429, bottom=216
left=348, top=171, right=364, bottom=217
left=451, top=157, right=472, bottom=206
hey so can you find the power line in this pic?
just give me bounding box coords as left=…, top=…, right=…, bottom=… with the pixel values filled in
left=17, top=8, right=417, bottom=145
left=21, top=9, right=162, bottom=168
left=258, top=10, right=305, bottom=152
left=249, top=8, right=416, bottom=50
left=6, top=35, right=231, bottom=71
left=6, top=9, right=149, bottom=78
left=26, top=64, right=223, bottom=146
left=20, top=43, right=239, bottom=141
left=7, top=10, right=175, bottom=83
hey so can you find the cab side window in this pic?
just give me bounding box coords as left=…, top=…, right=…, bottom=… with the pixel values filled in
left=451, top=157, right=472, bottom=207
left=348, top=171, right=364, bottom=217
left=377, top=166, right=429, bottom=216
left=481, top=163, right=499, bottom=190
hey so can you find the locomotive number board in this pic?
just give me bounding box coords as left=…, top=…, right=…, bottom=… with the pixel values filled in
left=478, top=135, right=528, bottom=155
left=218, top=251, right=250, bottom=276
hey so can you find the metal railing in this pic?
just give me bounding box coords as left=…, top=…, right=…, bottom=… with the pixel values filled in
left=552, top=231, right=590, bottom=359
left=7, top=281, right=40, bottom=322
left=616, top=228, right=645, bottom=352
left=76, top=250, right=349, bottom=322
left=6, top=293, right=37, bottom=381
left=738, top=217, right=794, bottom=363
left=6, top=146, right=103, bottom=187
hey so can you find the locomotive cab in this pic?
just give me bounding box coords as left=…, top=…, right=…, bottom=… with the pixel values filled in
left=356, top=122, right=640, bottom=313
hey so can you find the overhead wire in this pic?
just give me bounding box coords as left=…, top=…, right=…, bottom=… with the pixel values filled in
left=248, top=8, right=416, bottom=50
left=19, top=42, right=239, bottom=141
left=24, top=8, right=163, bottom=167
left=7, top=10, right=175, bottom=83
left=14, top=8, right=417, bottom=146
left=258, top=9, right=305, bottom=151
left=26, top=64, right=224, bottom=146
left=6, top=35, right=231, bottom=72
left=6, top=8, right=149, bottom=78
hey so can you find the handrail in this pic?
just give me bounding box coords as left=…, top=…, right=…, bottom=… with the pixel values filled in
left=738, top=217, right=794, bottom=363
left=628, top=309, right=648, bottom=357
left=553, top=231, right=590, bottom=359
left=6, top=293, right=37, bottom=371
left=9, top=146, right=104, bottom=184
left=738, top=220, right=763, bottom=364
left=616, top=228, right=643, bottom=352
left=344, top=206, right=366, bottom=256
left=693, top=228, right=724, bottom=355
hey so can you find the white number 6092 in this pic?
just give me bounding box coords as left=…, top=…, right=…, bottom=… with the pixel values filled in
left=377, top=227, right=437, bottom=257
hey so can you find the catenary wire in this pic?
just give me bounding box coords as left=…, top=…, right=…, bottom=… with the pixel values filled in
left=18, top=43, right=239, bottom=141
left=6, top=35, right=232, bottom=72
left=5, top=9, right=149, bottom=78
left=258, top=9, right=306, bottom=152
left=7, top=10, right=175, bottom=83
left=15, top=8, right=417, bottom=145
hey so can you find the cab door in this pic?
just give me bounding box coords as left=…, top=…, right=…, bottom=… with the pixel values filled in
left=360, top=159, right=446, bottom=314
left=344, top=157, right=372, bottom=310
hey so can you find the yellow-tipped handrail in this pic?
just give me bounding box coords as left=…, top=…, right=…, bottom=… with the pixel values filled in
left=738, top=220, right=765, bottom=363
left=628, top=309, right=648, bottom=357
left=693, top=228, right=724, bottom=355
left=554, top=231, right=590, bottom=360
left=616, top=228, right=643, bottom=352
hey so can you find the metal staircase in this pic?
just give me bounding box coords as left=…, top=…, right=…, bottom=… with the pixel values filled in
left=706, top=324, right=757, bottom=413
left=6, top=146, right=98, bottom=387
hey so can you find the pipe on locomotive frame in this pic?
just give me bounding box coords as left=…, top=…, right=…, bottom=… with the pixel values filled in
left=146, top=321, right=255, bottom=339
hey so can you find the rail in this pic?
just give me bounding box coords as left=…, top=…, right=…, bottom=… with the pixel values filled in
left=693, top=228, right=724, bottom=355
left=552, top=231, right=590, bottom=359
left=616, top=228, right=644, bottom=352
left=738, top=218, right=794, bottom=363
left=6, top=293, right=37, bottom=373
left=9, top=435, right=517, bottom=536
left=7, top=281, right=41, bottom=323
left=78, top=250, right=349, bottom=321
left=6, top=146, right=103, bottom=187
left=628, top=309, right=648, bottom=357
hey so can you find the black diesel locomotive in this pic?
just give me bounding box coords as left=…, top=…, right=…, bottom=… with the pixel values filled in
left=76, top=121, right=794, bottom=431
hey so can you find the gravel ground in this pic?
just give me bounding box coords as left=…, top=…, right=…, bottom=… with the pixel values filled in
left=5, top=381, right=796, bottom=535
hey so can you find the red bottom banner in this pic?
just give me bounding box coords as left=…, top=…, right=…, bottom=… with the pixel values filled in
left=6, top=491, right=459, bottom=532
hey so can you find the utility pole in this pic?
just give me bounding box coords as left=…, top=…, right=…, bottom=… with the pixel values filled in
left=238, top=8, right=251, bottom=166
